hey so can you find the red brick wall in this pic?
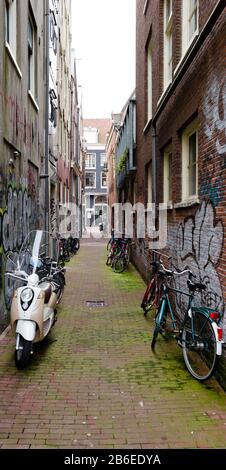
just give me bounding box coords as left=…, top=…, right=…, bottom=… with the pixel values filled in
left=135, top=0, right=226, bottom=333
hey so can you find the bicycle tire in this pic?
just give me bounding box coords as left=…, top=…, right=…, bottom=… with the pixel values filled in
left=107, top=239, right=112, bottom=251
left=182, top=311, right=218, bottom=381
left=151, top=324, right=160, bottom=350
left=106, top=254, right=113, bottom=266
left=113, top=257, right=126, bottom=273
left=141, top=278, right=156, bottom=315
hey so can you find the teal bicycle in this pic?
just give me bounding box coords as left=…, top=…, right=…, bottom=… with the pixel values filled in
left=151, top=265, right=223, bottom=381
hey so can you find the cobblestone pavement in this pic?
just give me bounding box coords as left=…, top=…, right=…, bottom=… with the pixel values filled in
left=0, top=240, right=226, bottom=449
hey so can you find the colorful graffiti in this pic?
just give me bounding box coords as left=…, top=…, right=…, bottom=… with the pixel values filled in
left=0, top=186, right=37, bottom=309
left=0, top=186, right=33, bottom=252
left=172, top=200, right=224, bottom=316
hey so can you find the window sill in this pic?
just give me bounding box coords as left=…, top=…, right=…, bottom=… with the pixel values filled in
left=166, top=202, right=173, bottom=210
left=5, top=42, right=22, bottom=78
left=28, top=91, right=39, bottom=112
left=143, top=118, right=152, bottom=134
left=174, top=33, right=199, bottom=76
left=143, top=0, right=149, bottom=15
left=174, top=197, right=200, bottom=209
left=157, top=82, right=172, bottom=107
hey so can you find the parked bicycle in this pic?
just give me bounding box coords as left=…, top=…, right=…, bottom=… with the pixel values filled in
left=112, top=238, right=132, bottom=273
left=141, top=249, right=171, bottom=315
left=151, top=263, right=223, bottom=381
left=58, top=235, right=80, bottom=266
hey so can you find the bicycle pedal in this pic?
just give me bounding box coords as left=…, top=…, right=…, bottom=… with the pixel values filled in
left=172, top=329, right=180, bottom=335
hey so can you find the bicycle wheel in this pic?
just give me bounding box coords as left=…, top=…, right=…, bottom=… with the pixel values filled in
left=106, top=253, right=113, bottom=266
left=107, top=239, right=112, bottom=251
left=182, top=311, right=218, bottom=381
left=141, top=278, right=156, bottom=315
left=151, top=303, right=166, bottom=350
left=113, top=256, right=126, bottom=273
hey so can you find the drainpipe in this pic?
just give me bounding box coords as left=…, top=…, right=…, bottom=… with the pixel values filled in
left=151, top=124, right=157, bottom=206
left=44, top=0, right=50, bottom=233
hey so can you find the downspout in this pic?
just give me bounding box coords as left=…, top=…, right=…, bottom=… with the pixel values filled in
left=44, top=0, right=50, bottom=233
left=76, top=105, right=82, bottom=237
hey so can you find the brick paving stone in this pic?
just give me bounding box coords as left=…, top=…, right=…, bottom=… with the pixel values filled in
left=0, top=240, right=226, bottom=450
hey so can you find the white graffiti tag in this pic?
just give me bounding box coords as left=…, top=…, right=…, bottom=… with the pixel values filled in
left=174, top=201, right=224, bottom=316
left=203, top=77, right=226, bottom=155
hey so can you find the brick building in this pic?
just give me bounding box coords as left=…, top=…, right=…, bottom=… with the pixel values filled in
left=82, top=119, right=111, bottom=233
left=106, top=114, right=121, bottom=229
left=0, top=0, right=46, bottom=331
left=135, top=0, right=226, bottom=380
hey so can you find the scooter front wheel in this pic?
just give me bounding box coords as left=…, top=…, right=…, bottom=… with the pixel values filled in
left=15, top=335, right=32, bottom=369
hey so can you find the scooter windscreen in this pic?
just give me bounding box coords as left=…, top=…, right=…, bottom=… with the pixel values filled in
left=17, top=230, right=59, bottom=275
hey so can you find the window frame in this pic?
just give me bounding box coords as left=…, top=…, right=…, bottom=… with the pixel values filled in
left=28, top=10, right=37, bottom=100
left=85, top=171, right=96, bottom=189
left=100, top=153, right=106, bottom=167
left=182, top=0, right=199, bottom=57
left=181, top=119, right=198, bottom=201
left=163, top=0, right=173, bottom=90
left=5, top=0, right=17, bottom=58
left=147, top=38, right=153, bottom=122
left=85, top=153, right=96, bottom=170
left=101, top=171, right=107, bottom=189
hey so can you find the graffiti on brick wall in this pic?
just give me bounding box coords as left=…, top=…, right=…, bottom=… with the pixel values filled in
left=0, top=186, right=37, bottom=308
left=173, top=200, right=224, bottom=315
left=0, top=88, right=37, bottom=149
left=203, top=76, right=226, bottom=156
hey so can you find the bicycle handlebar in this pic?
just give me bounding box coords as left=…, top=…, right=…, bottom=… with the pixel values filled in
left=159, top=263, right=196, bottom=278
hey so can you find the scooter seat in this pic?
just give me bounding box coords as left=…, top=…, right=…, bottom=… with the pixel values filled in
left=39, top=281, right=52, bottom=303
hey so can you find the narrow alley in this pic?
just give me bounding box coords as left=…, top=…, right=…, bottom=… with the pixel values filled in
left=0, top=241, right=226, bottom=450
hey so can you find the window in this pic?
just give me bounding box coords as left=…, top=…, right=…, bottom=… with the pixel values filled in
left=28, top=12, right=37, bottom=98
left=5, top=0, right=17, bottom=58
left=100, top=153, right=106, bottom=167
left=163, top=144, right=172, bottom=203
left=163, top=0, right=172, bottom=89
left=85, top=153, right=96, bottom=169
left=182, top=119, right=198, bottom=200
left=85, top=171, right=96, bottom=188
left=101, top=172, right=107, bottom=188
left=182, top=0, right=198, bottom=56
left=147, top=38, right=153, bottom=121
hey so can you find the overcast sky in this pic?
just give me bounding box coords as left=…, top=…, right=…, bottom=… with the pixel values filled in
left=71, top=0, right=136, bottom=119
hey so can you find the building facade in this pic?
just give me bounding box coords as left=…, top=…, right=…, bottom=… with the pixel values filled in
left=135, top=0, right=226, bottom=382
left=0, top=0, right=82, bottom=333
left=106, top=114, right=122, bottom=230
left=82, top=119, right=111, bottom=233
left=0, top=0, right=46, bottom=331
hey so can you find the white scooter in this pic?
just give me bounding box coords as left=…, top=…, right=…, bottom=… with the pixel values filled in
left=5, top=230, right=65, bottom=368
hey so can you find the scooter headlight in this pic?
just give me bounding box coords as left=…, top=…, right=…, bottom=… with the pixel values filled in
left=21, top=288, right=34, bottom=303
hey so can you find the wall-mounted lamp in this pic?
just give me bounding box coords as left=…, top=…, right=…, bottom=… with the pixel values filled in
left=13, top=150, right=21, bottom=158
left=8, top=157, right=15, bottom=169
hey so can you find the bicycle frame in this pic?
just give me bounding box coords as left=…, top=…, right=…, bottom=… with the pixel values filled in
left=156, top=283, right=194, bottom=335
left=156, top=283, right=223, bottom=354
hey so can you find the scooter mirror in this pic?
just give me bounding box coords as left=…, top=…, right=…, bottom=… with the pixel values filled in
left=6, top=251, right=17, bottom=267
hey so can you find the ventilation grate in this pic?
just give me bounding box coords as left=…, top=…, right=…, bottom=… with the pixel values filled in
left=86, top=300, right=105, bottom=308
